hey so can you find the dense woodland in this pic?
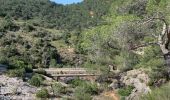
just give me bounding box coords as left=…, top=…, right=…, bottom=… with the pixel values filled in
left=1, top=0, right=170, bottom=100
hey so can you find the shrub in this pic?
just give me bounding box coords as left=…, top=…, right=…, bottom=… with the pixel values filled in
left=52, top=83, right=67, bottom=96
left=74, top=81, right=99, bottom=95
left=83, top=82, right=99, bottom=95
left=36, top=88, right=49, bottom=98
left=29, top=74, right=44, bottom=87
left=141, top=83, right=170, bottom=100
left=7, top=69, right=25, bottom=78
left=68, top=78, right=99, bottom=94
left=74, top=87, right=92, bottom=100
left=0, top=15, right=18, bottom=32
left=23, top=23, right=35, bottom=32
left=68, top=78, right=86, bottom=87
left=118, top=86, right=134, bottom=96
left=0, top=56, right=8, bottom=64
left=49, top=59, right=57, bottom=68
left=36, top=69, right=46, bottom=75
left=96, top=72, right=115, bottom=83
left=25, top=64, right=33, bottom=73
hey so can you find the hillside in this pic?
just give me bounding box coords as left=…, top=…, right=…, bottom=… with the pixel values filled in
left=1, top=0, right=170, bottom=100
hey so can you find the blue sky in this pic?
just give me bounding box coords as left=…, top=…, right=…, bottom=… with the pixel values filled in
left=50, top=0, right=83, bottom=5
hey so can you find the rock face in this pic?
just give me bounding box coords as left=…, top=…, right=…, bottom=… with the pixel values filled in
left=120, top=69, right=151, bottom=100
left=0, top=75, right=37, bottom=100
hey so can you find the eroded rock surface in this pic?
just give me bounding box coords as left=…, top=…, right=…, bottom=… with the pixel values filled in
left=0, top=75, right=37, bottom=100
left=120, top=69, right=151, bottom=100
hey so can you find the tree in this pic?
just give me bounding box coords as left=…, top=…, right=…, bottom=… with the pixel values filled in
left=125, top=16, right=170, bottom=78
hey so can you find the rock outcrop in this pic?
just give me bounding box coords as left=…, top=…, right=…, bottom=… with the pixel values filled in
left=0, top=75, right=37, bottom=100
left=120, top=69, right=151, bottom=100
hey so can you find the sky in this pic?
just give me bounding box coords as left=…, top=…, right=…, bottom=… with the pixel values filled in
left=50, top=0, right=83, bottom=5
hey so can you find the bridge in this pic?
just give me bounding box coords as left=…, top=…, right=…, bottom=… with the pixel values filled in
left=33, top=68, right=100, bottom=80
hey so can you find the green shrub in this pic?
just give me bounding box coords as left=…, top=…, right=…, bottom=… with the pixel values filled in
left=68, top=78, right=86, bottom=87
left=29, top=74, right=44, bottom=87
left=36, top=69, right=46, bottom=75
left=74, top=87, right=92, bottom=100
left=52, top=83, right=67, bottom=96
left=7, top=69, right=25, bottom=78
left=36, top=88, right=49, bottom=98
left=118, top=86, right=134, bottom=96
left=0, top=15, right=18, bottom=32
left=23, top=23, right=35, bottom=32
left=49, top=59, right=57, bottom=68
left=83, top=82, right=99, bottom=95
left=141, top=83, right=170, bottom=100
left=25, top=64, right=33, bottom=73
left=0, top=55, right=8, bottom=64
left=72, top=81, right=99, bottom=100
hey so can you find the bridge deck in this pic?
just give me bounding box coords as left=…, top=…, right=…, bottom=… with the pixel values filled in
left=51, top=74, right=100, bottom=77
left=33, top=68, right=100, bottom=77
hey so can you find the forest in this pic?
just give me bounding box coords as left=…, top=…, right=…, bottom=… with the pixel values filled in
left=0, top=0, right=170, bottom=100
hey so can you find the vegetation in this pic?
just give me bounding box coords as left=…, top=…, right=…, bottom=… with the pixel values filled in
left=7, top=69, right=25, bottom=78
left=29, top=74, right=44, bottom=87
left=118, top=86, right=134, bottom=97
left=0, top=0, right=112, bottom=31
left=74, top=89, right=92, bottom=100
left=36, top=88, right=49, bottom=98
left=141, top=83, right=170, bottom=100
left=52, top=83, right=67, bottom=96
left=1, top=0, right=170, bottom=99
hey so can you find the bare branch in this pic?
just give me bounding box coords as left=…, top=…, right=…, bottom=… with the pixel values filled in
left=141, top=17, right=170, bottom=54
left=129, top=42, right=158, bottom=50
left=141, top=17, right=169, bottom=31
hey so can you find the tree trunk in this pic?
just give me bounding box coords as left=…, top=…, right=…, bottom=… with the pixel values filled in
left=158, top=23, right=170, bottom=67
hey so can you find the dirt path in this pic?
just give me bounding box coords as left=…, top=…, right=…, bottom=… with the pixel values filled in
left=104, top=91, right=119, bottom=100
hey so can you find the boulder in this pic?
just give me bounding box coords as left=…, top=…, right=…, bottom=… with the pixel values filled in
left=0, top=75, right=37, bottom=100
left=109, top=79, right=119, bottom=89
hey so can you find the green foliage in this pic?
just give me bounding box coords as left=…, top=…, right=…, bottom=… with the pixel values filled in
left=13, top=60, right=26, bottom=69
left=0, top=0, right=112, bottom=30
left=118, top=86, right=134, bottom=96
left=83, top=83, right=99, bottom=95
left=74, top=88, right=92, bottom=100
left=96, top=72, right=115, bottom=83
left=7, top=69, right=25, bottom=78
left=23, top=23, right=35, bottom=32
left=135, top=46, right=165, bottom=82
left=49, top=59, right=57, bottom=68
left=0, top=15, right=18, bottom=32
left=52, top=83, right=67, bottom=96
left=35, top=69, right=46, bottom=75
left=29, top=74, right=44, bottom=87
left=25, top=64, right=33, bottom=73
left=36, top=88, right=49, bottom=99
left=76, top=82, right=99, bottom=95
left=0, top=55, right=8, bottom=64
left=68, top=78, right=87, bottom=87
left=141, top=83, right=170, bottom=100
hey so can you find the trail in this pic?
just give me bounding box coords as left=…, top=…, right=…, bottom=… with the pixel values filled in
left=103, top=91, right=119, bottom=100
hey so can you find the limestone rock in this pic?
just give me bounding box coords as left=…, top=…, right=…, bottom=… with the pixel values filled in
left=109, top=79, right=119, bottom=89
left=0, top=75, right=37, bottom=100
left=120, top=69, right=151, bottom=100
